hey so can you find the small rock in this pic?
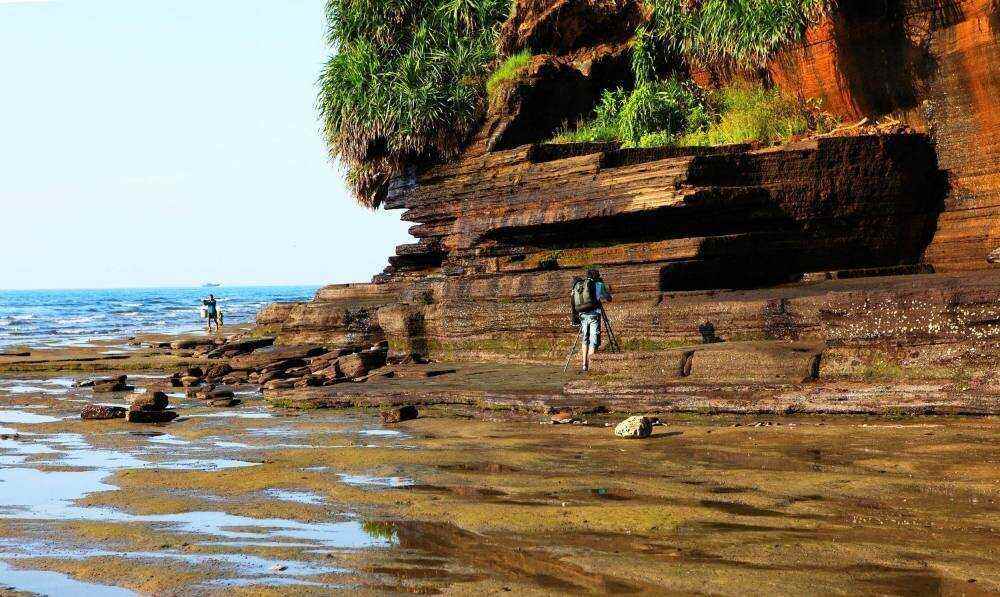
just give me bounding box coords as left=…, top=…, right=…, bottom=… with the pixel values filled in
left=380, top=405, right=418, bottom=424
left=180, top=375, right=201, bottom=387
left=271, top=564, right=288, bottom=572
left=258, top=369, right=288, bottom=384
left=205, top=388, right=235, bottom=400
left=126, top=409, right=179, bottom=424
left=337, top=353, right=369, bottom=379
left=550, top=410, right=576, bottom=425
left=614, top=416, right=653, bottom=439
left=222, top=371, right=250, bottom=385
left=92, top=375, right=131, bottom=393
left=186, top=384, right=216, bottom=399
left=170, top=338, right=214, bottom=350
left=209, top=397, right=240, bottom=407
left=81, top=404, right=128, bottom=420
left=129, top=391, right=169, bottom=412
left=263, top=379, right=295, bottom=390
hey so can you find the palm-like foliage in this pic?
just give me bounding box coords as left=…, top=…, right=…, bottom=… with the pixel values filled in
left=319, top=0, right=509, bottom=208
left=647, top=0, right=832, bottom=68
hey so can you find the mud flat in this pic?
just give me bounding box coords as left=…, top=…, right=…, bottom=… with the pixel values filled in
left=1, top=343, right=999, bottom=594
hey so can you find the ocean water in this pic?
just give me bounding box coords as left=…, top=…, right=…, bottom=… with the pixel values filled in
left=0, top=286, right=318, bottom=349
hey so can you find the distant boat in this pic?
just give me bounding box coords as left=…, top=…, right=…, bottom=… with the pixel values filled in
left=203, top=283, right=220, bottom=287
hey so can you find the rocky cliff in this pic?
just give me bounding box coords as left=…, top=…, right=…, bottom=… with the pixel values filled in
left=260, top=0, right=1000, bottom=387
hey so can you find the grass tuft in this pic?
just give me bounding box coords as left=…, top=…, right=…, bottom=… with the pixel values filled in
left=486, top=50, right=533, bottom=96
left=680, top=86, right=837, bottom=146
left=645, top=0, right=832, bottom=68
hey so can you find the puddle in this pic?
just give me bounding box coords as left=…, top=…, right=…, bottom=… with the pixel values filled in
left=0, top=560, right=137, bottom=597
left=357, top=429, right=404, bottom=437
left=207, top=577, right=327, bottom=588
left=441, top=462, right=521, bottom=474
left=264, top=489, right=326, bottom=505
left=189, top=412, right=273, bottom=419
left=339, top=474, right=413, bottom=488
left=146, top=434, right=191, bottom=446
left=212, top=441, right=256, bottom=449
left=0, top=411, right=60, bottom=424
left=155, top=459, right=260, bottom=471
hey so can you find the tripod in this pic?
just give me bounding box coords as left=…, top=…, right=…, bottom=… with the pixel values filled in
left=562, top=307, right=621, bottom=372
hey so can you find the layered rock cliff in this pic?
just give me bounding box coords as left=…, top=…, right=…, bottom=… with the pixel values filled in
left=261, top=0, right=1000, bottom=386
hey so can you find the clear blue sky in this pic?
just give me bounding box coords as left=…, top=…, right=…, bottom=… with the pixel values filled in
left=0, top=0, right=412, bottom=290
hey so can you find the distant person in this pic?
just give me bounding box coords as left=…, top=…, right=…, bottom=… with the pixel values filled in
left=201, top=294, right=220, bottom=333
left=570, top=268, right=612, bottom=372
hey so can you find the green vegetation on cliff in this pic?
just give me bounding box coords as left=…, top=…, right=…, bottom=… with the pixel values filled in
left=318, top=0, right=509, bottom=208
left=553, top=79, right=708, bottom=146
left=319, top=0, right=835, bottom=203
left=554, top=82, right=835, bottom=149
left=486, top=50, right=532, bottom=96
left=554, top=0, right=836, bottom=148
left=646, top=0, right=830, bottom=67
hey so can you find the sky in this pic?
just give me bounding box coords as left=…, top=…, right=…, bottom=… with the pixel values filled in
left=0, top=0, right=412, bottom=290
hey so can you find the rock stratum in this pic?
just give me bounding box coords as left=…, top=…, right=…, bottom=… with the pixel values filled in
left=260, top=0, right=1000, bottom=392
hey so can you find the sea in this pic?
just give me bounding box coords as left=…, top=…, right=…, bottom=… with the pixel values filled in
left=0, top=286, right=318, bottom=349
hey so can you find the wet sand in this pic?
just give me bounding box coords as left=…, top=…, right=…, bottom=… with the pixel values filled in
left=1, top=366, right=999, bottom=595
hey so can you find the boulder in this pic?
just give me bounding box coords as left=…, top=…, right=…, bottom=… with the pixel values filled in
left=81, top=404, right=127, bottom=420
left=129, top=391, right=169, bottom=412
left=380, top=405, right=419, bottom=424
left=180, top=376, right=201, bottom=387
left=186, top=366, right=204, bottom=378
left=338, top=348, right=387, bottom=380
left=126, top=409, right=179, bottom=424
left=92, top=376, right=131, bottom=393
left=614, top=416, right=652, bottom=439
left=338, top=354, right=369, bottom=379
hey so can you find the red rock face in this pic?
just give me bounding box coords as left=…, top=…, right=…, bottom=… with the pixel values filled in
left=766, top=0, right=1000, bottom=271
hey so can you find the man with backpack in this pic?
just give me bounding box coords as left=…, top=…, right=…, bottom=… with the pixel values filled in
left=570, top=268, right=613, bottom=372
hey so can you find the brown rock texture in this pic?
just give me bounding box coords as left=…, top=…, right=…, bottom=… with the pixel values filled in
left=81, top=404, right=127, bottom=420
left=760, top=0, right=1000, bottom=271
left=257, top=0, right=1000, bottom=386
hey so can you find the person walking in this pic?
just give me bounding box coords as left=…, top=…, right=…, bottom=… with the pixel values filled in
left=201, top=294, right=220, bottom=333
left=570, top=269, right=612, bottom=372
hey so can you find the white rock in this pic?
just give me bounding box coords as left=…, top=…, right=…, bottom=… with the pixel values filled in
left=614, top=416, right=652, bottom=439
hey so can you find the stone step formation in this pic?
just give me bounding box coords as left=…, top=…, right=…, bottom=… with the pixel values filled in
left=257, top=133, right=1000, bottom=387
